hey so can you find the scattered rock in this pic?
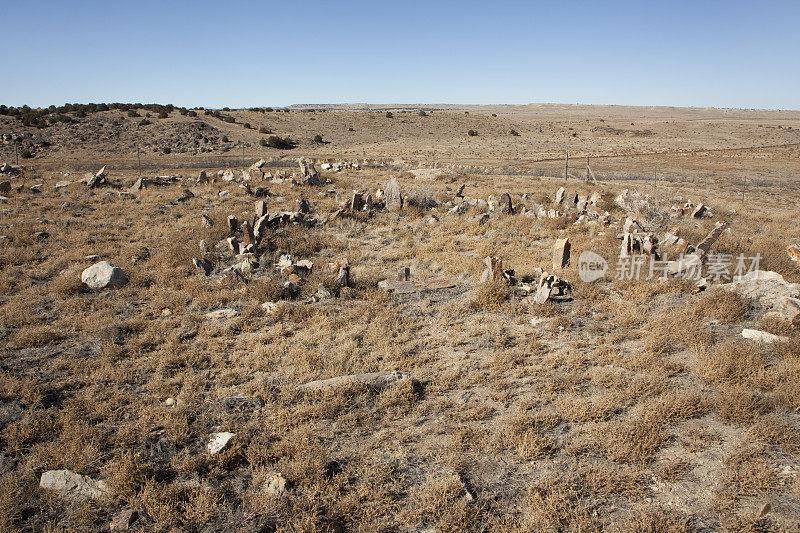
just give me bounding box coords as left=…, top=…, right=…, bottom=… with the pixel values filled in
left=264, top=473, right=289, bottom=496
left=695, top=222, right=729, bottom=258
left=109, top=509, right=138, bottom=532
left=298, top=371, right=410, bottom=391
left=692, top=203, right=707, bottom=218
left=722, top=270, right=800, bottom=326
left=554, top=187, right=565, bottom=205
left=39, top=469, right=107, bottom=501
left=788, top=244, right=800, bottom=269
left=81, top=261, right=127, bottom=289
left=207, top=432, right=235, bottom=454
left=741, top=328, right=789, bottom=344
left=86, top=165, right=107, bottom=188
left=193, top=257, right=212, bottom=275
left=205, top=308, right=240, bottom=319
left=378, top=278, right=457, bottom=294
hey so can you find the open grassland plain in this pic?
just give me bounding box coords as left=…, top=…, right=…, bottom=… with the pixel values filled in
left=1, top=104, right=800, bottom=532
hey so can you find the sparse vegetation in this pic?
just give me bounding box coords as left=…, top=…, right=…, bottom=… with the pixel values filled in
left=0, top=104, right=799, bottom=532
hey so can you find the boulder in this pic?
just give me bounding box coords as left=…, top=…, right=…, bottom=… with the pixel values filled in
left=207, top=432, right=235, bottom=454
left=39, top=469, right=107, bottom=501
left=722, top=270, right=800, bottom=326
left=81, top=261, right=127, bottom=289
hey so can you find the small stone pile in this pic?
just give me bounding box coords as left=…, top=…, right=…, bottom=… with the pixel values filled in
left=320, top=161, right=360, bottom=172
left=669, top=199, right=711, bottom=219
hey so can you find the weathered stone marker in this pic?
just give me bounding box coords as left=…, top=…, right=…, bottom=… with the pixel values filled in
left=385, top=177, right=402, bottom=212
left=499, top=192, right=513, bottom=214
left=553, top=238, right=571, bottom=270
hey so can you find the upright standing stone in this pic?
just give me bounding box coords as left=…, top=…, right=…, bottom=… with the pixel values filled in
left=554, top=187, right=565, bottom=205
left=385, top=177, right=402, bottom=212
left=241, top=220, right=254, bottom=246
left=335, top=260, right=350, bottom=287
left=499, top=192, right=513, bottom=215
left=227, top=215, right=238, bottom=235
left=398, top=267, right=411, bottom=281
left=481, top=256, right=504, bottom=282
left=297, top=198, right=310, bottom=214
left=255, top=200, right=267, bottom=219
left=563, top=192, right=578, bottom=211
left=553, top=238, right=571, bottom=270
left=351, top=191, right=364, bottom=212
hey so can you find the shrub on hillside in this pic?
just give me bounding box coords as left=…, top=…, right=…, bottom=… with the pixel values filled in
left=265, top=135, right=296, bottom=149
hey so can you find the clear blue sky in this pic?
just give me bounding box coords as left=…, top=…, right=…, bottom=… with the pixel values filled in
left=4, top=0, right=799, bottom=110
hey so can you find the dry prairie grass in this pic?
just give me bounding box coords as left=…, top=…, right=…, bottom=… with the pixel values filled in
left=1, top=106, right=800, bottom=531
